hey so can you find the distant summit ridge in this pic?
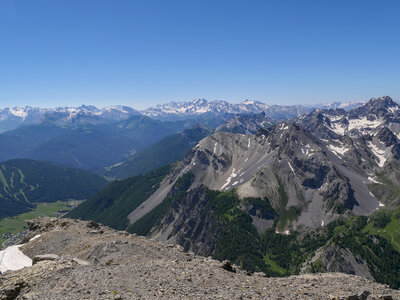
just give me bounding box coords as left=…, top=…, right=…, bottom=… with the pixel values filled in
left=0, top=97, right=390, bottom=132
left=141, top=98, right=367, bottom=121
left=0, top=105, right=140, bottom=132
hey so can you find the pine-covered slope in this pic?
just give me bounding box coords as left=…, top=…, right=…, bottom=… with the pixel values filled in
left=0, top=159, right=108, bottom=219
left=66, top=165, right=172, bottom=230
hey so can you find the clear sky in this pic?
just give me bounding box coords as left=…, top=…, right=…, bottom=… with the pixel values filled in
left=0, top=0, right=399, bottom=109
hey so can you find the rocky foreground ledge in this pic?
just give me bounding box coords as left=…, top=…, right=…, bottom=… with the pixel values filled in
left=0, top=218, right=398, bottom=300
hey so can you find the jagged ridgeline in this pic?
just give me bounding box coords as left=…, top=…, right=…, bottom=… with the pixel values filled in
left=68, top=97, right=400, bottom=288
left=0, top=159, right=108, bottom=219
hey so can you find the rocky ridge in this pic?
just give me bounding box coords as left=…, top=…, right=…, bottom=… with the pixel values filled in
left=216, top=112, right=274, bottom=134
left=0, top=218, right=399, bottom=300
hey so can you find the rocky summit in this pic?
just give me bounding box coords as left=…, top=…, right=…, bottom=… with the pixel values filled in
left=0, top=218, right=398, bottom=300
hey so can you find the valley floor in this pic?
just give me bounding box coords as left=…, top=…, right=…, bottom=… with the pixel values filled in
left=0, top=218, right=398, bottom=299
left=0, top=201, right=76, bottom=247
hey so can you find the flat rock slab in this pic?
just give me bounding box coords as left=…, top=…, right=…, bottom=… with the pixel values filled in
left=32, top=254, right=60, bottom=265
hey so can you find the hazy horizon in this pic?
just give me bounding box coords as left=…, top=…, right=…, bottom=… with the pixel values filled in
left=0, top=95, right=385, bottom=111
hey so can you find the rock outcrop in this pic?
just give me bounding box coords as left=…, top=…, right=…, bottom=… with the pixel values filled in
left=0, top=218, right=399, bottom=299
left=301, top=242, right=374, bottom=280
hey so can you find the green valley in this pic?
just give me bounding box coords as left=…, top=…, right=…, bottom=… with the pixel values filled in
left=0, top=159, right=108, bottom=219
left=0, top=201, right=75, bottom=246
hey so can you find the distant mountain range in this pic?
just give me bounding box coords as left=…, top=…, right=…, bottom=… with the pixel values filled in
left=142, top=99, right=366, bottom=121
left=0, top=105, right=140, bottom=133
left=0, top=115, right=188, bottom=173
left=0, top=99, right=369, bottom=174
left=0, top=99, right=367, bottom=133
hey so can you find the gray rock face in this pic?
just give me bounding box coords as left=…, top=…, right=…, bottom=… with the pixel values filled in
left=301, top=242, right=374, bottom=280
left=149, top=185, right=223, bottom=256
left=216, top=112, right=274, bottom=134
left=139, top=121, right=379, bottom=232
left=1, top=218, right=398, bottom=300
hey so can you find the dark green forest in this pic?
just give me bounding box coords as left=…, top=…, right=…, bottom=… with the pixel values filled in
left=0, top=159, right=107, bottom=219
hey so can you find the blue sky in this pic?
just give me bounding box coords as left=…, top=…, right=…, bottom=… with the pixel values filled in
left=0, top=0, right=399, bottom=109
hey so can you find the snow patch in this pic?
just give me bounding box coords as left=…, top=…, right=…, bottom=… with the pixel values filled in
left=348, top=117, right=383, bottom=131
left=330, top=117, right=384, bottom=135
left=328, top=144, right=349, bottom=156
left=288, top=162, right=295, bottom=175
left=0, top=245, right=32, bottom=273
left=9, top=107, right=28, bottom=118
left=29, top=234, right=41, bottom=242
left=368, top=142, right=387, bottom=167
left=220, top=168, right=238, bottom=190
left=368, top=176, right=380, bottom=184
left=330, top=123, right=346, bottom=135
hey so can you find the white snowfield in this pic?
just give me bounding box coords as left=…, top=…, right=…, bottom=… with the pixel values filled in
left=328, top=144, right=349, bottom=156
left=367, top=142, right=387, bottom=168
left=0, top=244, right=32, bottom=273
left=0, top=234, right=40, bottom=273
left=329, top=117, right=384, bottom=136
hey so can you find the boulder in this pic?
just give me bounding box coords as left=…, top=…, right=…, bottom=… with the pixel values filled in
left=32, top=254, right=59, bottom=265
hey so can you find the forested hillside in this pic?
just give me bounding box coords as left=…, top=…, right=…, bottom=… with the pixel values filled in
left=0, top=159, right=108, bottom=219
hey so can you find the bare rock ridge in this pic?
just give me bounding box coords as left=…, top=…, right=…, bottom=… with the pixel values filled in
left=130, top=97, right=400, bottom=237
left=0, top=218, right=399, bottom=299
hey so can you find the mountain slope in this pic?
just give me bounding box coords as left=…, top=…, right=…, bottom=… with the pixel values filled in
left=0, top=159, right=108, bottom=219
left=68, top=175, right=400, bottom=288
left=67, top=96, right=400, bottom=287
left=66, top=165, right=172, bottom=230
left=103, top=126, right=211, bottom=179
left=298, top=96, right=400, bottom=207
left=0, top=115, right=187, bottom=172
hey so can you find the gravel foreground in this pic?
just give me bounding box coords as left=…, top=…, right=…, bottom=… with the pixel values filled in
left=0, top=218, right=398, bottom=300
